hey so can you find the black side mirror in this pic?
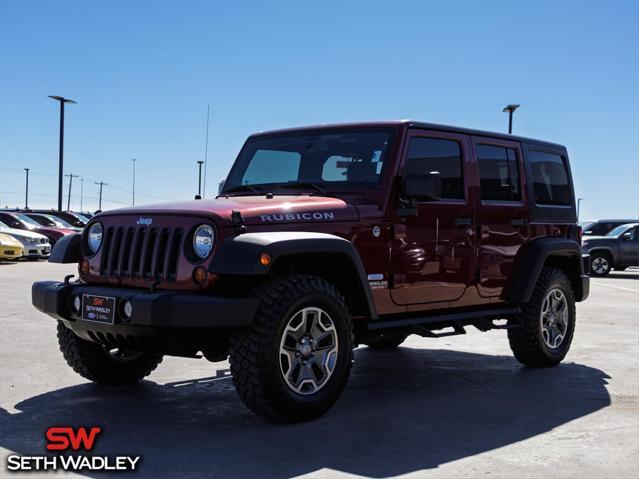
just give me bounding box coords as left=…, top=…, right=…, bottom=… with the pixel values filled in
left=622, top=232, right=633, bottom=240
left=403, top=171, right=442, bottom=201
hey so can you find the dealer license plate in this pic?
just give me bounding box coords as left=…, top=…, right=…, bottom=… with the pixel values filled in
left=82, top=295, right=116, bottom=324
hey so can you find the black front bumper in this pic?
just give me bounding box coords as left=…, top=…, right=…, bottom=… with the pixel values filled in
left=32, top=280, right=258, bottom=353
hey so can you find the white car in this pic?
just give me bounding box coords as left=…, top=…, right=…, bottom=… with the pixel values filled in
left=0, top=222, right=51, bottom=259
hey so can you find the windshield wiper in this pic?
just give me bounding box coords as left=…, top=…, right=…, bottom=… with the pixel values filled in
left=280, top=181, right=328, bottom=195
left=222, top=184, right=263, bottom=195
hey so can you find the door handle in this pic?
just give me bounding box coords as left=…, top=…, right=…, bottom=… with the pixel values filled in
left=454, top=216, right=472, bottom=226
left=510, top=218, right=527, bottom=227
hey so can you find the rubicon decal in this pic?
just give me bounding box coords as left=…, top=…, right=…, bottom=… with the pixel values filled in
left=5, top=427, right=141, bottom=472
left=260, top=211, right=335, bottom=222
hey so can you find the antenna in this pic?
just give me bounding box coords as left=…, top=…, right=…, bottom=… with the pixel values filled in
left=202, top=105, right=210, bottom=197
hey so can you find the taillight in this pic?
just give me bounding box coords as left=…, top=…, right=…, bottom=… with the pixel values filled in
left=568, top=225, right=583, bottom=245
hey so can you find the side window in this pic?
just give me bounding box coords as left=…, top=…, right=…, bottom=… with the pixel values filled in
left=528, top=151, right=571, bottom=205
left=405, top=137, right=464, bottom=200
left=241, top=149, right=301, bottom=185
left=477, top=144, right=521, bottom=202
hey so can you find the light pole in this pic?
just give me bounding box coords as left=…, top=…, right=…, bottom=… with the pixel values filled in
left=577, top=198, right=584, bottom=220
left=48, top=96, right=76, bottom=211
left=132, top=158, right=137, bottom=206
left=502, top=104, right=520, bottom=134
left=65, top=173, right=79, bottom=211
left=80, top=178, right=84, bottom=211
left=197, top=160, right=204, bottom=197
left=24, top=168, right=30, bottom=209
left=95, top=181, right=108, bottom=211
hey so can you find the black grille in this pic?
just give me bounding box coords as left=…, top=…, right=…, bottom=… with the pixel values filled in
left=99, top=226, right=183, bottom=282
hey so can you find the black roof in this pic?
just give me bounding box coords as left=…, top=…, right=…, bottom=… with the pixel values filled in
left=249, top=120, right=566, bottom=150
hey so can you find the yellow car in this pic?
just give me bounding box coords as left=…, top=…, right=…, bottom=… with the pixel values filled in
left=0, top=233, right=24, bottom=260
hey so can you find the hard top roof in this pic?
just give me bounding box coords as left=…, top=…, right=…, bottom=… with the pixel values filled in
left=248, top=120, right=566, bottom=150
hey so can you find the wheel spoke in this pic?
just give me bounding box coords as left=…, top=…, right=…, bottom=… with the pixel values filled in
left=539, top=288, right=569, bottom=349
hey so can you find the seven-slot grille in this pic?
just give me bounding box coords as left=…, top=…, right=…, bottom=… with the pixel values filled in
left=98, top=226, right=183, bottom=281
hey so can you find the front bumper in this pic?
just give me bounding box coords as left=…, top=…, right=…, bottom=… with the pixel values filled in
left=32, top=280, right=258, bottom=352
left=22, top=244, right=51, bottom=258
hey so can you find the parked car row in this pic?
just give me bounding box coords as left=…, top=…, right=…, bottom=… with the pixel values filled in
left=579, top=219, right=639, bottom=276
left=0, top=209, right=91, bottom=261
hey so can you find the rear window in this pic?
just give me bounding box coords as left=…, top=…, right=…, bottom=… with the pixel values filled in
left=477, top=144, right=521, bottom=202
left=528, top=151, right=571, bottom=206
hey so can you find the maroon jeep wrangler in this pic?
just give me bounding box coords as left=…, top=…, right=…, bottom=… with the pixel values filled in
left=33, top=121, right=590, bottom=422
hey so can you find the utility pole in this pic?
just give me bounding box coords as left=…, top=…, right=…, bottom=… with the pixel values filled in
left=132, top=158, right=137, bottom=206
left=24, top=168, right=30, bottom=209
left=95, top=181, right=108, bottom=210
left=502, top=104, right=520, bottom=134
left=202, top=105, right=210, bottom=197
left=48, top=96, right=76, bottom=211
left=197, top=161, right=204, bottom=197
left=65, top=173, right=79, bottom=211
left=80, top=178, right=84, bottom=211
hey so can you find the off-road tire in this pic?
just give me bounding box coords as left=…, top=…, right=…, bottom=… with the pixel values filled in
left=229, top=275, right=353, bottom=422
left=590, top=251, right=612, bottom=276
left=364, top=333, right=408, bottom=350
left=508, top=267, right=576, bottom=367
left=57, top=321, right=163, bottom=385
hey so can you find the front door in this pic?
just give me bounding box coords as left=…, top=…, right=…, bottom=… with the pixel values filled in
left=472, top=136, right=528, bottom=298
left=619, top=226, right=639, bottom=265
left=391, top=130, right=476, bottom=306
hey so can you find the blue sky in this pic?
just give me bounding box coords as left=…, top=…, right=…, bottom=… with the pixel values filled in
left=1, top=0, right=638, bottom=219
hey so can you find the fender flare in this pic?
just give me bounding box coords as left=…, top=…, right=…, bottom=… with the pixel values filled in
left=48, top=233, right=82, bottom=263
left=586, top=246, right=616, bottom=264
left=209, top=232, right=378, bottom=319
left=508, top=237, right=587, bottom=303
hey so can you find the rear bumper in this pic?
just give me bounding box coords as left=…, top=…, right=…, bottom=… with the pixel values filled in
left=32, top=281, right=258, bottom=351
left=580, top=254, right=590, bottom=301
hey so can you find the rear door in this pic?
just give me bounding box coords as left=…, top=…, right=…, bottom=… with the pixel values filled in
left=472, top=136, right=528, bottom=298
left=391, top=130, right=476, bottom=306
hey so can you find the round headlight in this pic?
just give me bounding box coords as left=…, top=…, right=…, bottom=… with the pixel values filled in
left=193, top=224, right=215, bottom=259
left=87, top=223, right=103, bottom=253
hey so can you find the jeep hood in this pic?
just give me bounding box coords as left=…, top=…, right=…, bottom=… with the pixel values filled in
left=100, top=195, right=359, bottom=226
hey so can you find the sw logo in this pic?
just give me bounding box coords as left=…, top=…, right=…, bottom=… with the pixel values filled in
left=46, top=426, right=102, bottom=451
left=5, top=426, right=141, bottom=472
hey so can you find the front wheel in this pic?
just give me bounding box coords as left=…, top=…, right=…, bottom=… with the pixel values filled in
left=57, top=322, right=163, bottom=385
left=508, top=267, right=576, bottom=367
left=590, top=252, right=612, bottom=276
left=229, top=275, right=353, bottom=422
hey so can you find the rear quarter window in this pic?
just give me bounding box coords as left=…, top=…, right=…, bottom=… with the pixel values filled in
left=528, top=151, right=571, bottom=206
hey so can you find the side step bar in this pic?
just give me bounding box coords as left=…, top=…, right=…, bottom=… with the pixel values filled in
left=366, top=307, right=521, bottom=338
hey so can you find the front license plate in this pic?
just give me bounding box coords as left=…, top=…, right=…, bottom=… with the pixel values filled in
left=82, top=295, right=116, bottom=324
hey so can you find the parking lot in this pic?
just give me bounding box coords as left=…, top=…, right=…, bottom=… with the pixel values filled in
left=0, top=261, right=637, bottom=478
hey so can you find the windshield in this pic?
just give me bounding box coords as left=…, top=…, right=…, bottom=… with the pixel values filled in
left=16, top=214, right=42, bottom=229
left=224, top=129, right=393, bottom=194
left=43, top=214, right=73, bottom=228
left=606, top=225, right=631, bottom=237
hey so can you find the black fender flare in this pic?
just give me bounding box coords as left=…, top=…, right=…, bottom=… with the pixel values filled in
left=586, top=246, right=616, bottom=264
left=49, top=233, right=82, bottom=263
left=508, top=237, right=588, bottom=303
left=209, top=232, right=378, bottom=319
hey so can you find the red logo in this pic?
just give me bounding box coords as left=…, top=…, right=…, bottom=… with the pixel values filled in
left=92, top=298, right=104, bottom=306
left=46, top=427, right=102, bottom=451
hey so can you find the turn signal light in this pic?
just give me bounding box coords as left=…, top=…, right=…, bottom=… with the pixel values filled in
left=79, top=260, right=90, bottom=275
left=260, top=253, right=271, bottom=266
left=193, top=266, right=207, bottom=285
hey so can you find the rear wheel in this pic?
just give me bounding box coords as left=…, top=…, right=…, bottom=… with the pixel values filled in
left=590, top=252, right=612, bottom=276
left=508, top=267, right=576, bottom=367
left=229, top=275, right=353, bottom=422
left=57, top=322, right=163, bottom=385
